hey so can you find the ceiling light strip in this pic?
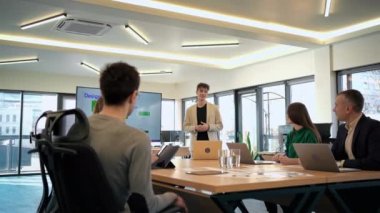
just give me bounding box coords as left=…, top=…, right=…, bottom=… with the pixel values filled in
left=182, top=42, right=239, bottom=48
left=125, top=25, right=149, bottom=44
left=20, top=13, right=67, bottom=30
left=80, top=62, right=100, bottom=74
left=140, top=71, right=172, bottom=76
left=0, top=34, right=218, bottom=67
left=0, top=58, right=39, bottom=65
left=114, top=0, right=319, bottom=39
left=324, top=0, right=332, bottom=17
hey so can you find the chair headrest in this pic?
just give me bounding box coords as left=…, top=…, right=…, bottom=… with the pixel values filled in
left=35, top=109, right=89, bottom=143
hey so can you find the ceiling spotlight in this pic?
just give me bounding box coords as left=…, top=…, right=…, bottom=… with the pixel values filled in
left=324, top=0, right=332, bottom=17
left=21, top=13, right=67, bottom=30
left=80, top=61, right=100, bottom=75
left=181, top=42, right=239, bottom=48
left=140, top=70, right=172, bottom=76
left=125, top=25, right=149, bottom=45
left=0, top=58, right=39, bottom=65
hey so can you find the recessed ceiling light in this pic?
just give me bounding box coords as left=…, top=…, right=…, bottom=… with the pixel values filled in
left=125, top=25, right=149, bottom=45
left=181, top=42, right=239, bottom=48
left=114, top=0, right=319, bottom=39
left=140, top=70, right=173, bottom=76
left=80, top=61, right=100, bottom=74
left=20, top=13, right=67, bottom=30
left=113, top=0, right=380, bottom=41
left=0, top=58, right=39, bottom=65
left=324, top=0, right=332, bottom=17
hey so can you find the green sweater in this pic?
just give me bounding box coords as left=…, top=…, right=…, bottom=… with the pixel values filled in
left=286, top=127, right=318, bottom=158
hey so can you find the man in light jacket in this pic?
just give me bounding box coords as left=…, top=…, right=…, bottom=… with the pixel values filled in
left=184, top=83, right=223, bottom=146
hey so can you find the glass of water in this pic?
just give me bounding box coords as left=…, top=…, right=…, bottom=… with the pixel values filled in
left=218, top=149, right=232, bottom=170
left=230, top=149, right=241, bottom=168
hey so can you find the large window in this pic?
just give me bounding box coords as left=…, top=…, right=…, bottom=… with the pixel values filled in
left=290, top=80, right=316, bottom=121
left=216, top=93, right=235, bottom=143
left=0, top=91, right=22, bottom=175
left=21, top=93, right=58, bottom=174
left=262, top=84, right=286, bottom=152
left=338, top=65, right=380, bottom=121
left=239, top=91, right=258, bottom=154
left=161, top=99, right=175, bottom=131
left=182, top=98, right=196, bottom=146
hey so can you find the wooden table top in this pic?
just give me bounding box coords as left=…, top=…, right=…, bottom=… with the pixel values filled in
left=151, top=159, right=380, bottom=193
left=152, top=159, right=326, bottom=193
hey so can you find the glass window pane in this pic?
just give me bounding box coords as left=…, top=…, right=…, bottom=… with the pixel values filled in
left=21, top=93, right=58, bottom=174
left=0, top=91, right=22, bottom=175
left=206, top=96, right=214, bottom=104
left=290, top=81, right=316, bottom=121
left=62, top=95, right=76, bottom=110
left=240, top=92, right=258, bottom=154
left=218, top=94, right=235, bottom=143
left=262, top=85, right=285, bottom=152
left=350, top=70, right=380, bottom=120
left=183, top=99, right=196, bottom=146
left=161, top=99, right=175, bottom=131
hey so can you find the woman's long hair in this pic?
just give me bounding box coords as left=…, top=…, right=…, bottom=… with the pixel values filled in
left=93, top=97, right=104, bottom=114
left=287, top=102, right=321, bottom=142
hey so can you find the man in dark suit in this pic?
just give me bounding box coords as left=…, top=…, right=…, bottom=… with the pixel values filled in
left=330, top=89, right=380, bottom=212
left=332, top=89, right=380, bottom=170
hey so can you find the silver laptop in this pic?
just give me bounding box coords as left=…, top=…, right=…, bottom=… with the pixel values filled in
left=226, top=143, right=276, bottom=165
left=293, top=143, right=360, bottom=172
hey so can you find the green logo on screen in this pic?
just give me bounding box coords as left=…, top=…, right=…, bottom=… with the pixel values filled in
left=91, top=100, right=97, bottom=112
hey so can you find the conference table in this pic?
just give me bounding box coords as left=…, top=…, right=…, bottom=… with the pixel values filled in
left=151, top=159, right=380, bottom=213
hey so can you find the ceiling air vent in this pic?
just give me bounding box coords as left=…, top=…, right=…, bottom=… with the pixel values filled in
left=56, top=19, right=111, bottom=36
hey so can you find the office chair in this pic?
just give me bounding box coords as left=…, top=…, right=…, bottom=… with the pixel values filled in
left=314, top=123, right=333, bottom=143
left=30, top=109, right=149, bottom=213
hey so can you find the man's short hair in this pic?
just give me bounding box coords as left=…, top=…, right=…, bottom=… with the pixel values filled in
left=196, top=83, right=210, bottom=91
left=338, top=89, right=364, bottom=112
left=100, top=62, right=140, bottom=106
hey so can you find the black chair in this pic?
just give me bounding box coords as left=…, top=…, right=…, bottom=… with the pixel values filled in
left=30, top=109, right=149, bottom=213
left=314, top=123, right=333, bottom=143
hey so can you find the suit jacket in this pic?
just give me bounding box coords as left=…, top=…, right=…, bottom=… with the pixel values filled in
left=332, top=114, right=380, bottom=170
left=183, top=102, right=223, bottom=143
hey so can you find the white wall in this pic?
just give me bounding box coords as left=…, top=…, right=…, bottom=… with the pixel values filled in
left=177, top=50, right=315, bottom=99
left=332, top=32, right=380, bottom=71
left=175, top=32, right=380, bottom=127
left=0, top=69, right=178, bottom=98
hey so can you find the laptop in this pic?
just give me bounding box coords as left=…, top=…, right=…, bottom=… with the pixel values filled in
left=152, top=144, right=179, bottom=169
left=293, top=143, right=360, bottom=172
left=192, top=141, right=221, bottom=160
left=226, top=143, right=276, bottom=165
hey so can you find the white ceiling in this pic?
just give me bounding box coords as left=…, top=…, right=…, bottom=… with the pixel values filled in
left=0, top=0, right=379, bottom=83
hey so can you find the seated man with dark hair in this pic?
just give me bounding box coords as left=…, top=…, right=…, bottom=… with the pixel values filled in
left=332, top=89, right=380, bottom=170
left=89, top=62, right=187, bottom=212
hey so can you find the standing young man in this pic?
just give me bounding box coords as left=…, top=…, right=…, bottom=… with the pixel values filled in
left=332, top=89, right=380, bottom=170
left=184, top=83, right=223, bottom=143
left=89, top=62, right=187, bottom=212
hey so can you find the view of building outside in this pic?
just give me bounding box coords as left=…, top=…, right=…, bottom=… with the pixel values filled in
left=217, top=94, right=235, bottom=143
left=0, top=92, right=22, bottom=175
left=341, top=70, right=380, bottom=121
left=240, top=92, right=258, bottom=154
left=21, top=93, right=58, bottom=173
left=262, top=85, right=285, bottom=152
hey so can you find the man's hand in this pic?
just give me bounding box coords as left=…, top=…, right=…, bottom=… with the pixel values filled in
left=151, top=153, right=159, bottom=164
left=174, top=196, right=188, bottom=213
left=196, top=122, right=209, bottom=132
left=272, top=153, right=285, bottom=162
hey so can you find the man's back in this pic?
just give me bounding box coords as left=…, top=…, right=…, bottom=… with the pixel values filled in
left=88, top=114, right=177, bottom=212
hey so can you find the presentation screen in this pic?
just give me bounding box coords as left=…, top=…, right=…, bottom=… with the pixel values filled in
left=76, top=86, right=162, bottom=142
